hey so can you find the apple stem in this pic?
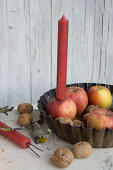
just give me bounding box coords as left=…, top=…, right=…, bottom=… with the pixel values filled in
left=73, top=87, right=77, bottom=92
left=105, top=109, right=109, bottom=116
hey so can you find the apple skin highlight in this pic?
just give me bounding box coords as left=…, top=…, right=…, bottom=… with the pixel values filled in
left=66, top=87, right=88, bottom=116
left=87, top=108, right=113, bottom=130
left=87, top=86, right=112, bottom=109
left=46, top=97, right=77, bottom=120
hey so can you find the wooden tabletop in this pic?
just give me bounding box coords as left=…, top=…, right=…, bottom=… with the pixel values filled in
left=0, top=106, right=113, bottom=170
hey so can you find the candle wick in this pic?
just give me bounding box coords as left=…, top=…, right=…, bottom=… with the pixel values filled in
left=62, top=14, right=66, bottom=19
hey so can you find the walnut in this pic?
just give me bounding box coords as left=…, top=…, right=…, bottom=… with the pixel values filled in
left=17, top=103, right=33, bottom=114
left=74, top=117, right=82, bottom=121
left=52, top=148, right=74, bottom=168
left=72, top=120, right=85, bottom=127
left=82, top=112, right=91, bottom=124
left=72, top=141, right=92, bottom=159
left=85, top=105, right=98, bottom=113
left=56, top=116, right=73, bottom=126
left=18, top=113, right=33, bottom=126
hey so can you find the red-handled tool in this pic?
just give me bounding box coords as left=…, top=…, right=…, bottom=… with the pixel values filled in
left=0, top=121, right=43, bottom=157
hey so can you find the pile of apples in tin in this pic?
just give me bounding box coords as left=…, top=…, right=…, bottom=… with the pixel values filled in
left=46, top=85, right=113, bottom=130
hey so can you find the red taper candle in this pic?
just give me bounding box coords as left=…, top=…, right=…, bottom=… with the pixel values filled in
left=56, top=15, right=69, bottom=101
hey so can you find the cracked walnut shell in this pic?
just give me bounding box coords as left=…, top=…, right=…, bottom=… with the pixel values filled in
left=85, top=105, right=98, bottom=113
left=52, top=148, right=74, bottom=168
left=56, top=116, right=73, bottom=126
left=72, top=141, right=92, bottom=159
left=72, top=120, right=85, bottom=127
left=17, top=103, right=33, bottom=114
left=82, top=112, right=91, bottom=124
left=18, top=113, right=33, bottom=126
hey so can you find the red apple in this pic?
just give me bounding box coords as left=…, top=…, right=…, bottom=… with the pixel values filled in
left=66, top=86, right=88, bottom=116
left=87, top=86, right=112, bottom=109
left=46, top=97, right=77, bottom=120
left=87, top=108, right=113, bottom=130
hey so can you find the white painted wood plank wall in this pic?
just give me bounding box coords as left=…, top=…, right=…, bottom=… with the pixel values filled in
left=0, top=0, right=113, bottom=106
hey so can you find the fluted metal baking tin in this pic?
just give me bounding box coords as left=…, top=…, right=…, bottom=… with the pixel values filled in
left=37, top=83, right=113, bottom=148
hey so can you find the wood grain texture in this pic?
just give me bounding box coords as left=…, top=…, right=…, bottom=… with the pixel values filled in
left=0, top=0, right=31, bottom=106
left=29, top=0, right=52, bottom=104
left=0, top=0, right=113, bottom=106
left=0, top=0, right=9, bottom=106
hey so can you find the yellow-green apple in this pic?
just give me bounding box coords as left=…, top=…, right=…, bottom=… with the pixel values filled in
left=66, top=86, right=88, bottom=116
left=87, top=108, right=113, bottom=130
left=46, top=97, right=77, bottom=120
left=87, top=86, right=112, bottom=109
